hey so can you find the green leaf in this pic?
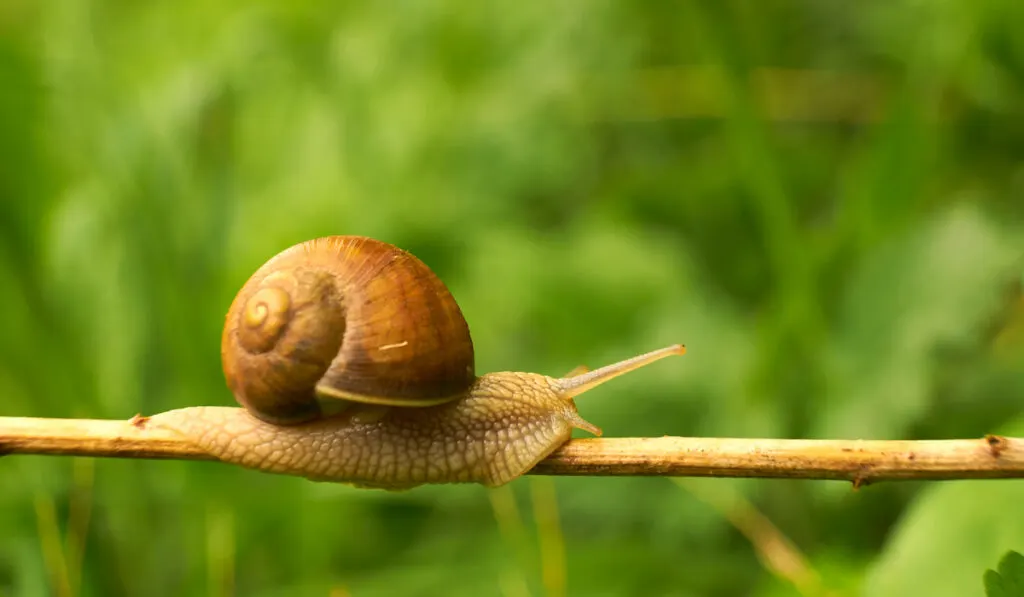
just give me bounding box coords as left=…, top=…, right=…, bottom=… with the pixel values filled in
left=985, top=551, right=1024, bottom=597
left=862, top=419, right=1024, bottom=597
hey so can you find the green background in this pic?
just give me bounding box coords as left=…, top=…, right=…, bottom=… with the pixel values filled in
left=2, top=1, right=1024, bottom=596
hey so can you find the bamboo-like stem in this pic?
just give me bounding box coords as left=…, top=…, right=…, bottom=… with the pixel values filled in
left=2, top=415, right=1023, bottom=486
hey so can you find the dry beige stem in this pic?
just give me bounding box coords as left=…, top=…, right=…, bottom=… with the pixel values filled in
left=2, top=411, right=1022, bottom=488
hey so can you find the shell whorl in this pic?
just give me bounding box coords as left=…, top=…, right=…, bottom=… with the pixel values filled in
left=221, top=236, right=476, bottom=424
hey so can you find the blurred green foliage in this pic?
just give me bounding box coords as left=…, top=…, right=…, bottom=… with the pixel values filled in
left=1, top=1, right=1024, bottom=596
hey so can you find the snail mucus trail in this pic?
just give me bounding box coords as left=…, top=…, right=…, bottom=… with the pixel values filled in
left=147, top=236, right=686, bottom=490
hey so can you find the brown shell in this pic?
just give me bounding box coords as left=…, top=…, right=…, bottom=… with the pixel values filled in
left=221, top=236, right=476, bottom=424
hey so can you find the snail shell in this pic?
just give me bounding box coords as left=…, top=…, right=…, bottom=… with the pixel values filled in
left=221, top=236, right=475, bottom=424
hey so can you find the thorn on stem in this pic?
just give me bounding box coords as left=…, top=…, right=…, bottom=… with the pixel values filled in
left=851, top=466, right=873, bottom=491
left=129, top=414, right=150, bottom=428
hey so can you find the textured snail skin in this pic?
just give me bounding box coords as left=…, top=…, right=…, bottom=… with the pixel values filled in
left=148, top=372, right=598, bottom=490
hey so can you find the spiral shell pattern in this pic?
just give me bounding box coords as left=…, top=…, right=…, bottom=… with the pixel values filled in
left=221, top=236, right=475, bottom=424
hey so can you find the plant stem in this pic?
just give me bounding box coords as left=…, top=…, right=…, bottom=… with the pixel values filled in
left=1, top=414, right=1022, bottom=486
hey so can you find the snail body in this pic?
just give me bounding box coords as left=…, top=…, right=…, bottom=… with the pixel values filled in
left=152, top=235, right=684, bottom=490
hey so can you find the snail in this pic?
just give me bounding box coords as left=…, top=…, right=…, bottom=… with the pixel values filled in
left=149, top=235, right=685, bottom=490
